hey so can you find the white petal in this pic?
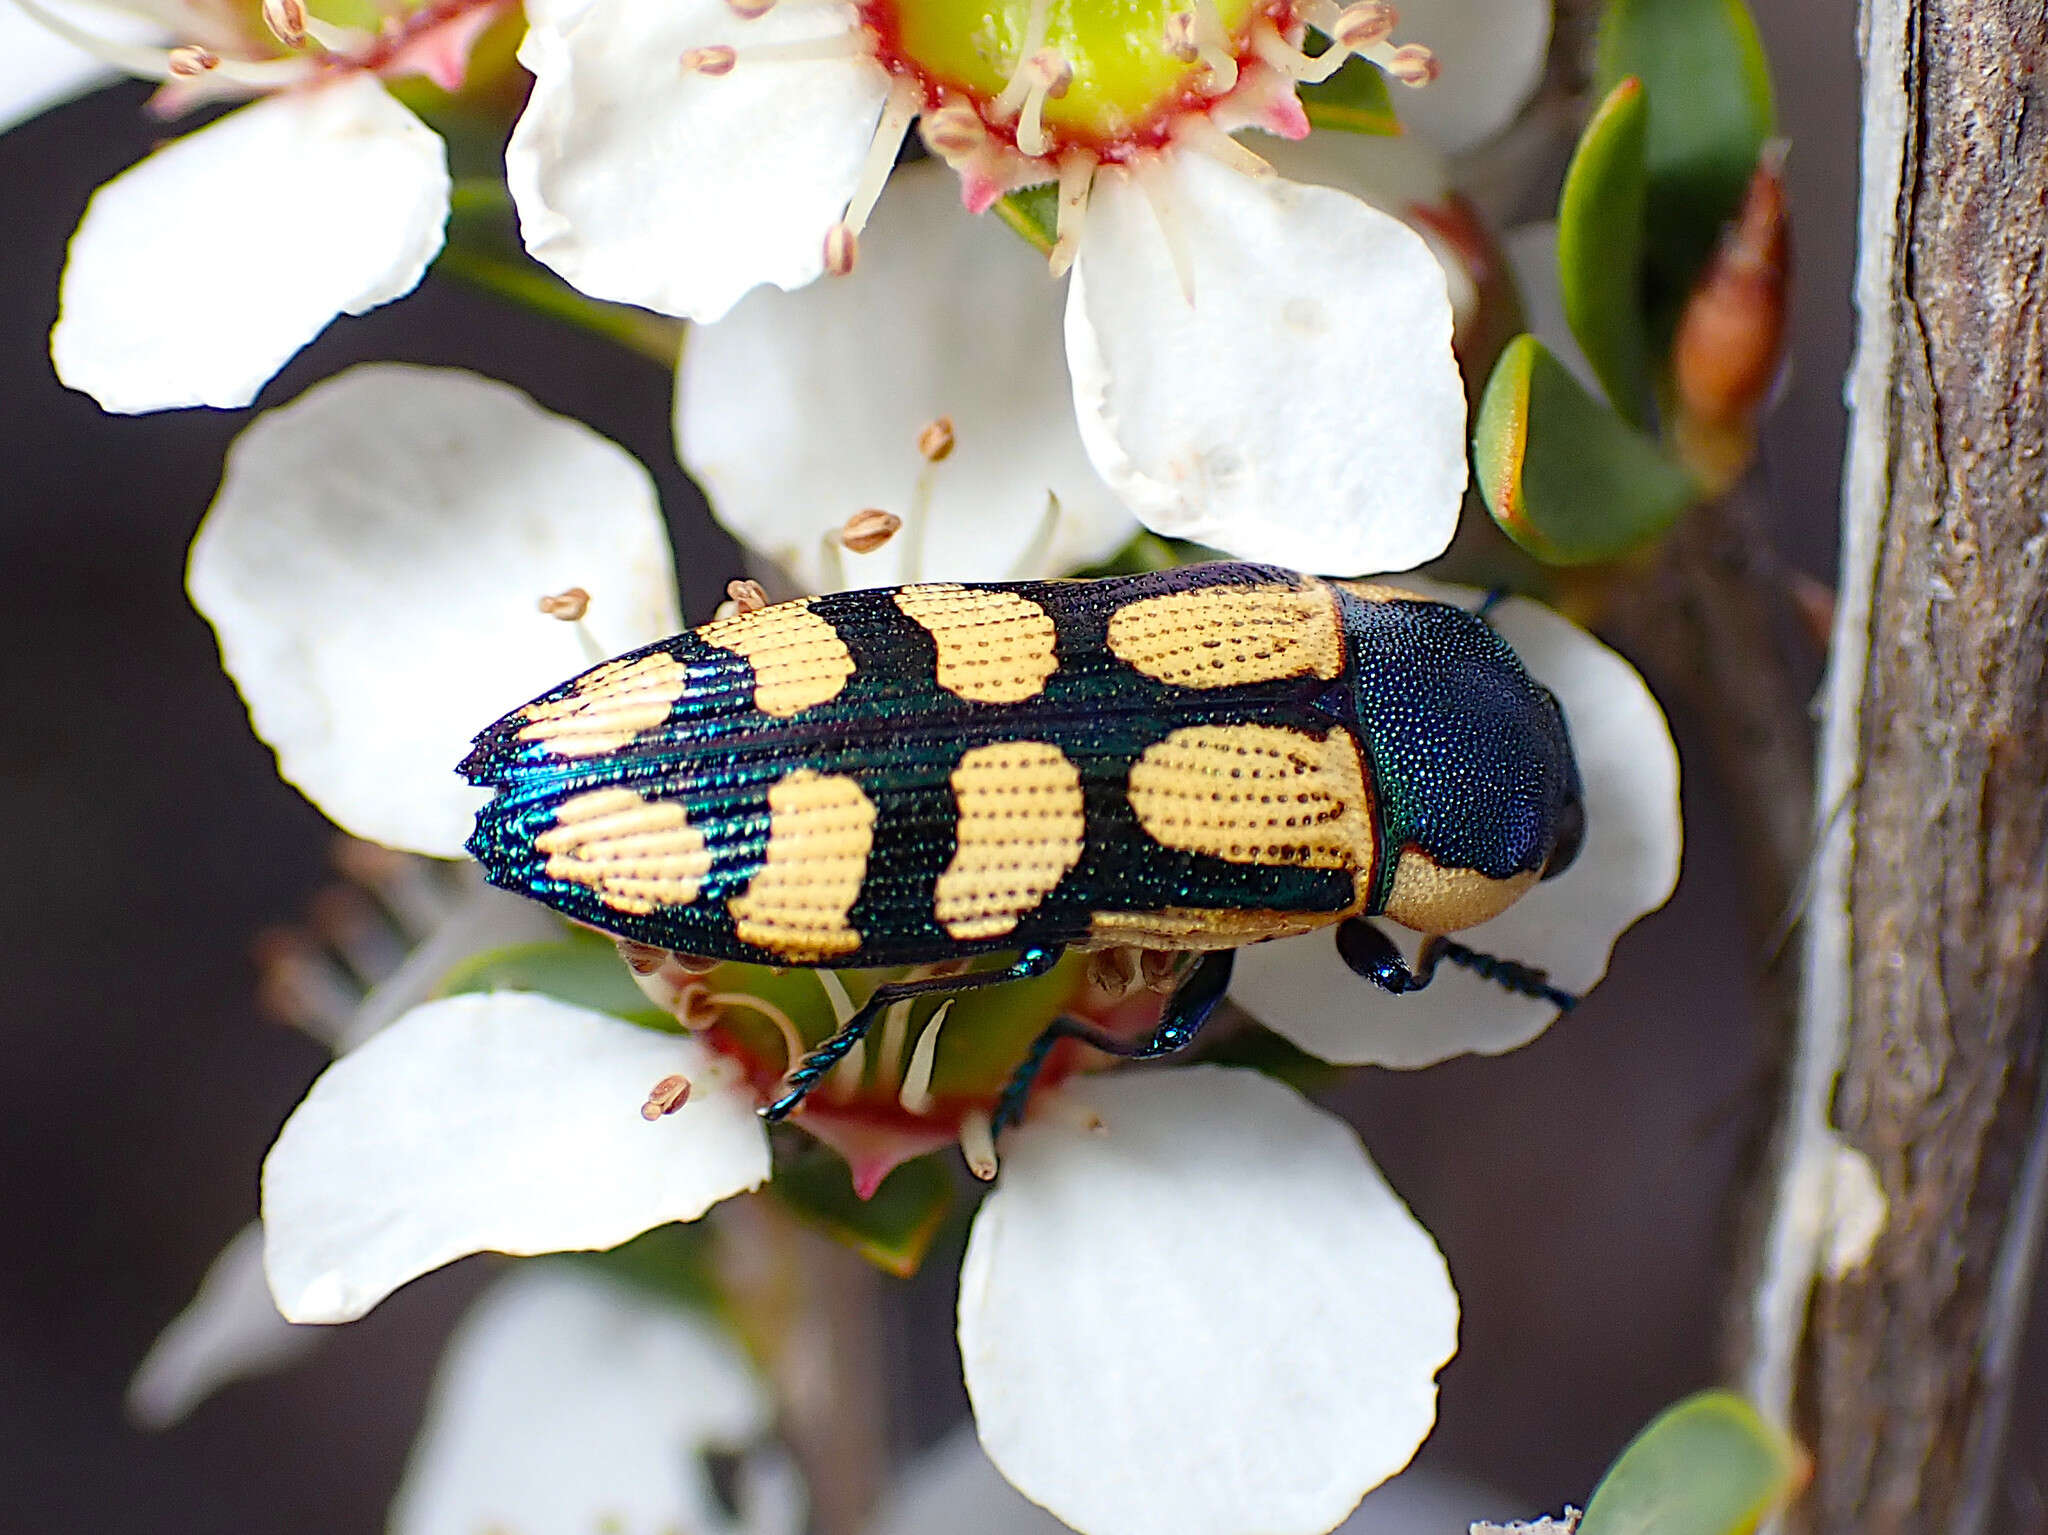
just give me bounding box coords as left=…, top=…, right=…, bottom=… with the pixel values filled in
left=187, top=364, right=681, bottom=858
left=262, top=992, right=768, bottom=1323
left=0, top=0, right=150, bottom=134
left=127, top=1223, right=320, bottom=1429
left=870, top=1426, right=1506, bottom=1535
left=679, top=162, right=1135, bottom=590
left=1387, top=0, right=1551, bottom=155
left=506, top=0, right=889, bottom=322
left=959, top=1068, right=1457, bottom=1535
left=1502, top=221, right=1601, bottom=395
left=1233, top=586, right=1681, bottom=1067
left=393, top=1267, right=802, bottom=1535
left=1067, top=156, right=1464, bottom=576
left=51, top=77, right=447, bottom=413
left=334, top=882, right=565, bottom=1053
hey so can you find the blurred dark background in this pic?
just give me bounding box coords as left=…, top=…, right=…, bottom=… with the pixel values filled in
left=5, top=1, right=1998, bottom=1528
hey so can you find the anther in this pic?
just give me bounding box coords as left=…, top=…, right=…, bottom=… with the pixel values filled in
left=1088, top=947, right=1141, bottom=1000
left=725, top=578, right=768, bottom=614
left=917, top=416, right=955, bottom=462
left=166, top=45, right=220, bottom=74
left=642, top=1074, right=692, bottom=1119
left=262, top=0, right=309, bottom=49
left=823, top=221, right=858, bottom=277
left=1332, top=1, right=1397, bottom=50
left=726, top=0, right=774, bottom=16
left=617, top=939, right=665, bottom=976
left=961, top=1108, right=1000, bottom=1180
left=682, top=44, right=737, bottom=75
left=1385, top=42, right=1438, bottom=84
left=840, top=508, right=902, bottom=553
left=538, top=586, right=591, bottom=621
left=1162, top=11, right=1200, bottom=61
left=920, top=100, right=986, bottom=159
left=1140, top=950, right=1181, bottom=993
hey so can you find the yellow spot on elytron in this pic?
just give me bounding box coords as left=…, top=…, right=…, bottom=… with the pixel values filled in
left=534, top=787, right=712, bottom=915
left=516, top=651, right=689, bottom=757
left=1127, top=724, right=1374, bottom=870
left=729, top=770, right=875, bottom=960
left=1088, top=906, right=1344, bottom=952
left=934, top=741, right=1085, bottom=940
left=1106, top=583, right=1345, bottom=689
left=1383, top=852, right=1539, bottom=935
left=699, top=599, right=855, bottom=717
left=892, top=584, right=1060, bottom=704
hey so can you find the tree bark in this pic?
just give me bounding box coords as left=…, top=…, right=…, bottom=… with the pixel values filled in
left=1761, top=2, right=2048, bottom=1530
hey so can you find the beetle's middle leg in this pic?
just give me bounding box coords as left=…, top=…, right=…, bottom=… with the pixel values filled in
left=1335, top=917, right=1580, bottom=1011
left=761, top=946, right=1066, bottom=1122
left=992, top=949, right=1236, bottom=1134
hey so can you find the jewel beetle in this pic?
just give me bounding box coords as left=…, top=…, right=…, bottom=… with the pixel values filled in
left=461, top=561, right=1585, bottom=1126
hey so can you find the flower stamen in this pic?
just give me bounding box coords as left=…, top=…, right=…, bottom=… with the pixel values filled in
left=1174, top=112, right=1274, bottom=179
left=1011, top=48, right=1073, bottom=159
left=960, top=1107, right=999, bottom=1179
left=537, top=586, right=591, bottom=621
left=1185, top=0, right=1239, bottom=94
left=641, top=1073, right=693, bottom=1119
left=682, top=44, right=738, bottom=74
left=988, top=0, right=1054, bottom=122
left=897, top=999, right=954, bottom=1115
left=824, top=75, right=922, bottom=276
left=917, top=415, right=956, bottom=462
left=840, top=507, right=903, bottom=553
left=1047, top=149, right=1096, bottom=277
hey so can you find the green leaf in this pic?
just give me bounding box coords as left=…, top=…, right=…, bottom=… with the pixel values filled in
left=769, top=1146, right=955, bottom=1278
left=1596, top=0, right=1775, bottom=312
left=1474, top=334, right=1700, bottom=565
left=1579, top=1391, right=1805, bottom=1535
left=995, top=184, right=1058, bottom=255
left=1192, top=1020, right=1342, bottom=1095
left=1299, top=55, right=1401, bottom=136
left=437, top=931, right=679, bottom=1031
left=1557, top=77, right=1652, bottom=425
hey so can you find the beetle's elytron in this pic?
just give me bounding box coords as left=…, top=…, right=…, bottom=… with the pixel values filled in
left=462, top=562, right=1585, bottom=1126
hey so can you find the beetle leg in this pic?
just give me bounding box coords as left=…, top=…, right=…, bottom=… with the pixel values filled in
left=760, top=946, right=1065, bottom=1122
left=1335, top=917, right=1580, bottom=1011
left=993, top=949, right=1235, bottom=1134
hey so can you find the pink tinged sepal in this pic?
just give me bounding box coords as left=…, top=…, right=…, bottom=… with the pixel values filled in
left=797, top=1114, right=958, bottom=1201
left=383, top=0, right=512, bottom=92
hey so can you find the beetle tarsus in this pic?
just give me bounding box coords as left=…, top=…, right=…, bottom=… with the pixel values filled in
left=992, top=949, right=1235, bottom=1134
left=761, top=945, right=1067, bottom=1122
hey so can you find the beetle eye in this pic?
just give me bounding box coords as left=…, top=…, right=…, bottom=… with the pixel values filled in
left=1542, top=794, right=1586, bottom=880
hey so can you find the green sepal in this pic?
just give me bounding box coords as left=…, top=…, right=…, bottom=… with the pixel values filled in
left=1557, top=77, right=1652, bottom=425
left=1474, top=334, right=1700, bottom=565
left=1299, top=56, right=1401, bottom=136
left=995, top=184, right=1059, bottom=255
left=573, top=1222, right=723, bottom=1313
left=1595, top=0, right=1774, bottom=314
left=1580, top=1391, right=1805, bottom=1535
left=1076, top=531, right=1192, bottom=578
left=437, top=930, right=680, bottom=1032
left=768, top=1145, right=955, bottom=1278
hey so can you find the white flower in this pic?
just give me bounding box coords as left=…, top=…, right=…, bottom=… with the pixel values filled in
left=6, top=0, right=506, bottom=413
left=0, top=0, right=159, bottom=133
left=871, top=1423, right=1519, bottom=1535
left=393, top=1265, right=804, bottom=1535
left=510, top=0, right=1515, bottom=575
left=187, top=360, right=1678, bottom=1535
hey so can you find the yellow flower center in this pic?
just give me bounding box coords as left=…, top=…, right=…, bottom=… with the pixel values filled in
left=871, top=0, right=1266, bottom=151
